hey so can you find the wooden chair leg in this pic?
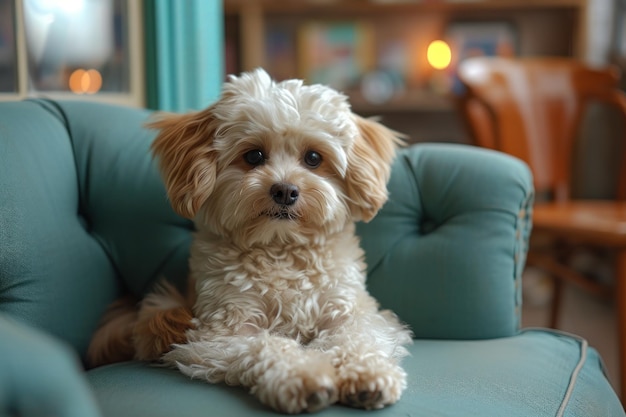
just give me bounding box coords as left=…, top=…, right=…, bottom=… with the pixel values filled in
left=549, top=278, right=563, bottom=329
left=616, top=249, right=626, bottom=401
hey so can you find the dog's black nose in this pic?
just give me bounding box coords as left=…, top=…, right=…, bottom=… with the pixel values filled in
left=270, top=183, right=299, bottom=206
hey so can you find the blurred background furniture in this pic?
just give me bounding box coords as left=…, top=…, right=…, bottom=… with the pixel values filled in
left=1, top=99, right=623, bottom=416
left=457, top=56, right=626, bottom=401
left=222, top=0, right=587, bottom=144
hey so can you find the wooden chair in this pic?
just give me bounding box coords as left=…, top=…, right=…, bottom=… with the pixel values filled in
left=457, top=56, right=626, bottom=399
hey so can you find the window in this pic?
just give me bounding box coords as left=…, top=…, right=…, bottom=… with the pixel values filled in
left=0, top=0, right=144, bottom=106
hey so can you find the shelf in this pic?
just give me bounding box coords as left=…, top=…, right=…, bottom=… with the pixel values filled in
left=225, top=0, right=585, bottom=15
left=347, top=89, right=454, bottom=113
left=224, top=0, right=587, bottom=139
left=225, top=0, right=586, bottom=71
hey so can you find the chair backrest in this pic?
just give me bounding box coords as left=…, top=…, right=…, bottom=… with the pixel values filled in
left=457, top=56, right=626, bottom=201
left=0, top=99, right=194, bottom=359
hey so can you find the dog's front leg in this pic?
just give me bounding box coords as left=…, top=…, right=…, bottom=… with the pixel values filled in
left=163, top=330, right=338, bottom=414
left=309, top=309, right=412, bottom=410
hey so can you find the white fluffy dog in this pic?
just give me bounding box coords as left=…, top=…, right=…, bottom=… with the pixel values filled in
left=89, top=69, right=412, bottom=414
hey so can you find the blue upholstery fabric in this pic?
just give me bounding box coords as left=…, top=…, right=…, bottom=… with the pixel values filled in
left=0, top=99, right=622, bottom=416
left=359, top=144, right=532, bottom=339
left=0, top=100, right=192, bottom=357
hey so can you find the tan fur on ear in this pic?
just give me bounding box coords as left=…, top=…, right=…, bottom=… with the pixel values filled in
left=346, top=115, right=404, bottom=222
left=148, top=108, right=217, bottom=219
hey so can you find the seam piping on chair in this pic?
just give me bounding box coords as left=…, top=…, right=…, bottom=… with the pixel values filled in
left=556, top=335, right=587, bottom=417
left=514, top=191, right=534, bottom=331
left=521, top=328, right=588, bottom=417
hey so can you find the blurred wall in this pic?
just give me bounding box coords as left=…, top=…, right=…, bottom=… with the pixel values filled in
left=586, top=0, right=613, bottom=65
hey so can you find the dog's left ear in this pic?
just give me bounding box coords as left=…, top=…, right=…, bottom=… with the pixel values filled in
left=345, top=115, right=403, bottom=222
left=148, top=107, right=218, bottom=219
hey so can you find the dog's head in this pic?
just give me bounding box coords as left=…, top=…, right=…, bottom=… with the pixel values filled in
left=149, top=69, right=402, bottom=245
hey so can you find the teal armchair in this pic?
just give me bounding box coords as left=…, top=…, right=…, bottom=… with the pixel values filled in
left=0, top=99, right=623, bottom=416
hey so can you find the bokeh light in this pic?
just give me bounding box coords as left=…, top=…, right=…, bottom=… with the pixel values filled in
left=69, top=68, right=102, bottom=94
left=427, top=40, right=452, bottom=70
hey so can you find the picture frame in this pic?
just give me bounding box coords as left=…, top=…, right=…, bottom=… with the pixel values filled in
left=444, top=21, right=518, bottom=94
left=297, top=21, right=375, bottom=91
left=265, top=25, right=297, bottom=82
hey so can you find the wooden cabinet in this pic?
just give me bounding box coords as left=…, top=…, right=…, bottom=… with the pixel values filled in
left=224, top=0, right=588, bottom=143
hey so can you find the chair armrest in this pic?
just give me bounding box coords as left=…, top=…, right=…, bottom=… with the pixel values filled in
left=358, top=143, right=534, bottom=340
left=0, top=314, right=101, bottom=417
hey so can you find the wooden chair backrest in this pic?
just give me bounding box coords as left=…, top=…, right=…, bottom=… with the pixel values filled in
left=457, top=57, right=626, bottom=201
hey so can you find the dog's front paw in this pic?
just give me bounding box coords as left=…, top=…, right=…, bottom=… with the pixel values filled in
left=338, top=360, right=406, bottom=410
left=255, top=360, right=338, bottom=414
left=300, top=375, right=338, bottom=414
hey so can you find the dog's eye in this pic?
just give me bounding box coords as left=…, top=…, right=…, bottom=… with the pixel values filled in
left=303, top=151, right=322, bottom=168
left=244, top=149, right=266, bottom=166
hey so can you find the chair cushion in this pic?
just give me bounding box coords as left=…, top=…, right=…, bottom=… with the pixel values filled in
left=86, top=330, right=623, bottom=417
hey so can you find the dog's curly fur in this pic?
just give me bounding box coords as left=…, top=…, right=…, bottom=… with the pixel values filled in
left=88, top=69, right=412, bottom=414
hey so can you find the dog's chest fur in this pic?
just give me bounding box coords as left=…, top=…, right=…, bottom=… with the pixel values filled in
left=190, top=230, right=368, bottom=341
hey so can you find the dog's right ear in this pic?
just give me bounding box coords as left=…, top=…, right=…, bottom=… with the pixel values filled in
left=147, top=108, right=217, bottom=219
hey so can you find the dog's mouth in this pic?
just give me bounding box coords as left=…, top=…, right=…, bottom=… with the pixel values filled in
left=262, top=208, right=300, bottom=221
